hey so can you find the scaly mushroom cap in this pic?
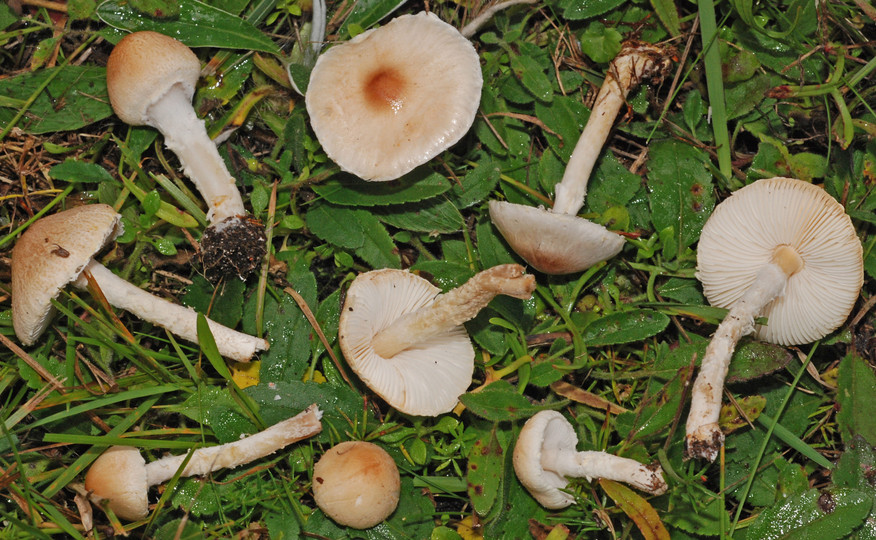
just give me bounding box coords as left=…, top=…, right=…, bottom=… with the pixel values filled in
left=312, top=441, right=401, bottom=529
left=696, top=177, right=863, bottom=345
left=84, top=445, right=149, bottom=521
left=489, top=201, right=625, bottom=274
left=305, top=11, right=483, bottom=181
left=106, top=31, right=201, bottom=127
left=512, top=410, right=580, bottom=509
left=12, top=204, right=122, bottom=345
left=338, top=269, right=474, bottom=416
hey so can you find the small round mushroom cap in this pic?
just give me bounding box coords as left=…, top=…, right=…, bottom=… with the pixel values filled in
left=696, top=177, right=863, bottom=345
left=512, top=410, right=581, bottom=509
left=12, top=204, right=122, bottom=345
left=489, top=201, right=625, bottom=274
left=312, top=441, right=401, bottom=529
left=338, top=269, right=474, bottom=416
left=106, top=31, right=201, bottom=126
left=305, top=11, right=483, bottom=181
left=84, top=446, right=149, bottom=521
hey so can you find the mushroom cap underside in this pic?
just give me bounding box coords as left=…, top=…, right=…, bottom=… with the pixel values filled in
left=696, top=177, right=863, bottom=345
left=489, top=201, right=626, bottom=274
left=106, top=30, right=201, bottom=126
left=12, top=204, right=122, bottom=345
left=305, top=11, right=483, bottom=181
left=84, top=445, right=149, bottom=521
left=512, top=410, right=580, bottom=509
left=338, top=268, right=474, bottom=416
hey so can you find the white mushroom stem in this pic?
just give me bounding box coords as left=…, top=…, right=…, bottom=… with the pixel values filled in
left=370, top=264, right=535, bottom=358
left=145, top=405, right=322, bottom=486
left=686, top=245, right=803, bottom=461
left=145, top=84, right=246, bottom=224
left=552, top=43, right=669, bottom=216
left=459, top=0, right=537, bottom=39
left=542, top=448, right=667, bottom=496
left=76, top=260, right=267, bottom=362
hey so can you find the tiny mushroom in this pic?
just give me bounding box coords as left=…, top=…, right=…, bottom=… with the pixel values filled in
left=338, top=264, right=536, bottom=416
left=106, top=31, right=266, bottom=281
left=11, top=204, right=268, bottom=362
left=489, top=41, right=672, bottom=274
left=305, top=11, right=483, bottom=181
left=85, top=405, right=322, bottom=521
left=513, top=410, right=667, bottom=509
left=312, top=441, right=401, bottom=529
left=685, top=177, right=863, bottom=461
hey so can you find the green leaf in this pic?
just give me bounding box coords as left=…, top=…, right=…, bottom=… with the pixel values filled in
left=725, top=338, right=793, bottom=383
left=128, top=0, right=180, bottom=17
left=467, top=426, right=504, bottom=517
left=560, top=0, right=625, bottom=20
left=312, top=170, right=452, bottom=206
left=96, top=0, right=280, bottom=53
left=49, top=160, right=117, bottom=184
left=337, top=0, right=407, bottom=38
left=0, top=66, right=112, bottom=134
left=600, top=479, right=670, bottom=540
left=650, top=0, right=681, bottom=35
left=459, top=380, right=564, bottom=422
left=306, top=202, right=364, bottom=249
left=510, top=53, right=553, bottom=102
left=578, top=22, right=623, bottom=63
left=0, top=2, right=18, bottom=31
left=746, top=488, right=872, bottom=540
left=451, top=159, right=501, bottom=209
left=353, top=210, right=401, bottom=269
left=582, top=309, right=670, bottom=347
left=837, top=353, right=876, bottom=446
left=648, top=140, right=715, bottom=255
left=182, top=275, right=245, bottom=328
left=534, top=95, right=588, bottom=163
left=376, top=198, right=464, bottom=234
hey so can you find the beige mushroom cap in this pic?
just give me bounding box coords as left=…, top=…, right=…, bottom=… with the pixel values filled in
left=696, top=177, right=863, bottom=345
left=312, top=441, right=401, bottom=529
left=84, top=445, right=149, bottom=521
left=305, top=11, right=483, bottom=181
left=12, top=204, right=122, bottom=345
left=106, top=31, right=201, bottom=126
left=513, top=410, right=581, bottom=509
left=338, top=269, right=475, bottom=416
left=489, top=201, right=625, bottom=274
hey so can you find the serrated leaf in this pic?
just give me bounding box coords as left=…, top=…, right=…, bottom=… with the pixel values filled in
left=582, top=309, right=670, bottom=346
left=459, top=380, right=564, bottom=422
left=353, top=210, right=400, bottom=269
left=467, top=426, right=504, bottom=517
left=510, top=53, right=553, bottom=102
left=451, top=159, right=501, bottom=209
left=97, top=0, right=280, bottom=53
left=560, top=0, right=625, bottom=20
left=600, top=479, right=670, bottom=540
left=0, top=65, right=112, bottom=134
left=746, top=488, right=872, bottom=540
left=837, top=353, right=876, bottom=447
left=726, top=338, right=793, bottom=383
left=312, top=170, right=451, bottom=206
left=648, top=140, right=715, bottom=255
left=306, top=202, right=365, bottom=249
left=376, top=198, right=464, bottom=234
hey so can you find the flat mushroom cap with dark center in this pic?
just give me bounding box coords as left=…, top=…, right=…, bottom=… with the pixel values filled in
left=12, top=204, right=122, bottom=345
left=305, top=11, right=483, bottom=181
left=338, top=268, right=474, bottom=416
left=696, top=177, right=863, bottom=345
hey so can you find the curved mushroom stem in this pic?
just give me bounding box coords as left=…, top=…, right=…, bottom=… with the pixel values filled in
left=145, top=405, right=322, bottom=486
left=76, top=260, right=268, bottom=362
left=459, top=0, right=537, bottom=38
left=551, top=42, right=671, bottom=216
left=370, top=264, right=536, bottom=358
left=146, top=84, right=246, bottom=224
left=685, top=248, right=803, bottom=461
left=544, top=448, right=668, bottom=495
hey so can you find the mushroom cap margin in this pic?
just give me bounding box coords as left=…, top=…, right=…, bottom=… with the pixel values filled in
left=512, top=410, right=580, bottom=509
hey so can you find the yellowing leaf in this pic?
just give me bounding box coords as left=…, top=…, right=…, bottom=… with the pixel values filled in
left=230, top=360, right=261, bottom=389
left=718, top=394, right=766, bottom=434
left=599, top=479, right=670, bottom=540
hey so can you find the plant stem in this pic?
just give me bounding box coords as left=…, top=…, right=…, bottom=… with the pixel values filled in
left=697, top=0, right=732, bottom=180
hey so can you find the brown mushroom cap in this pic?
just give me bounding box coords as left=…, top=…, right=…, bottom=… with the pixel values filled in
left=305, top=11, right=483, bottom=181
left=11, top=204, right=122, bottom=345
left=84, top=446, right=149, bottom=521
left=312, top=441, right=401, bottom=529
left=106, top=31, right=201, bottom=127
left=696, top=177, right=863, bottom=345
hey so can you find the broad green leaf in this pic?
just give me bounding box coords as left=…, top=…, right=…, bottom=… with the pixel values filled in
left=719, top=394, right=766, bottom=434
left=837, top=353, right=876, bottom=446
left=656, top=277, right=705, bottom=305
left=409, top=260, right=474, bottom=291
left=0, top=66, right=112, bottom=134
left=534, top=95, right=588, bottom=162
left=376, top=198, right=465, bottom=234
left=664, top=489, right=727, bottom=537
left=585, top=153, right=644, bottom=213
left=306, top=202, right=365, bottom=249
left=49, top=160, right=117, bottom=184
left=467, top=426, right=504, bottom=517
left=476, top=219, right=521, bottom=268
left=459, top=380, right=564, bottom=422
left=835, top=436, right=876, bottom=490
left=648, top=140, right=715, bottom=255
left=128, top=0, right=180, bottom=17
left=615, top=366, right=689, bottom=441
left=337, top=0, right=407, bottom=38
left=560, top=0, right=625, bottom=20
left=582, top=309, right=669, bottom=346
left=746, top=488, right=872, bottom=540
left=578, top=22, right=623, bottom=63
left=600, top=479, right=670, bottom=540
left=182, top=275, right=245, bottom=328
left=725, top=338, right=793, bottom=383
left=312, top=170, right=452, bottom=206
left=96, top=0, right=280, bottom=53
left=0, top=3, right=18, bottom=30
left=451, top=159, right=501, bottom=209
left=650, top=0, right=681, bottom=35
left=353, top=210, right=401, bottom=269
left=259, top=294, right=313, bottom=383
left=510, top=53, right=553, bottom=102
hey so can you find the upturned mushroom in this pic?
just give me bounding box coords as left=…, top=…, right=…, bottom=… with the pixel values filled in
left=85, top=405, right=321, bottom=521
left=685, top=177, right=863, bottom=461
left=338, top=264, right=536, bottom=416
left=514, top=410, right=667, bottom=509
left=11, top=204, right=267, bottom=362
left=489, top=41, right=672, bottom=274
left=305, top=11, right=483, bottom=181
left=312, top=441, right=401, bottom=529
left=106, top=30, right=266, bottom=281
